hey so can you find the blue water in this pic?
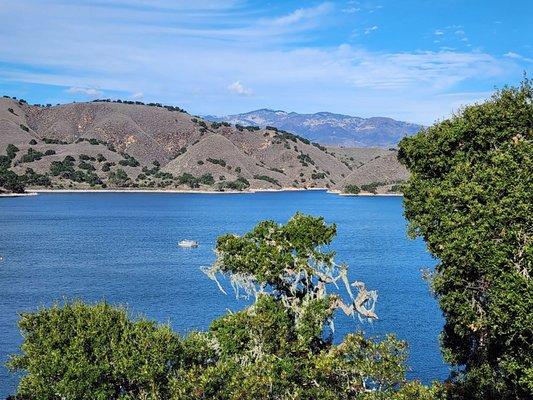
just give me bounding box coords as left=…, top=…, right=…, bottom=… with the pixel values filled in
left=0, top=192, right=447, bottom=397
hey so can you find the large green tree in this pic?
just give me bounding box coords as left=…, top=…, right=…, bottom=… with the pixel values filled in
left=398, top=80, right=533, bottom=399
left=8, top=214, right=442, bottom=399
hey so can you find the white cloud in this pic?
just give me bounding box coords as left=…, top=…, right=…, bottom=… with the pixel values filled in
left=434, top=29, right=444, bottom=36
left=66, top=86, right=103, bottom=97
left=131, top=92, right=144, bottom=99
left=342, top=6, right=360, bottom=13
left=271, top=2, right=332, bottom=27
left=227, top=81, right=253, bottom=96
left=504, top=52, right=533, bottom=63
left=364, top=25, right=378, bottom=34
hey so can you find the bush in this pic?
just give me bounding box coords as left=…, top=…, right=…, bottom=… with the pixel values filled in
left=398, top=80, right=533, bottom=399
left=199, top=173, right=215, bottom=185
left=0, top=168, right=25, bottom=193
left=253, top=174, right=280, bottom=186
left=19, top=124, right=29, bottom=132
left=29, top=139, right=37, bottom=145
left=218, top=176, right=250, bottom=191
left=118, top=153, right=140, bottom=167
left=344, top=184, right=360, bottom=194
left=23, top=168, right=51, bottom=187
left=361, top=182, right=380, bottom=194
left=44, top=149, right=56, bottom=156
left=206, top=157, right=226, bottom=167
left=176, top=173, right=199, bottom=188
left=108, top=168, right=130, bottom=187
left=6, top=144, right=19, bottom=160
left=20, top=148, right=44, bottom=163
left=7, top=301, right=181, bottom=399
left=78, top=161, right=96, bottom=171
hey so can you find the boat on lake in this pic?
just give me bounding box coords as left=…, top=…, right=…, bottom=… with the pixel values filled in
left=178, top=240, right=199, bottom=248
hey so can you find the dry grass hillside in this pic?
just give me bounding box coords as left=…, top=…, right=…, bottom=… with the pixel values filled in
left=0, top=97, right=408, bottom=193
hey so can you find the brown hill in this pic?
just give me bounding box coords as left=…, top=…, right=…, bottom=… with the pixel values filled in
left=0, top=97, right=407, bottom=193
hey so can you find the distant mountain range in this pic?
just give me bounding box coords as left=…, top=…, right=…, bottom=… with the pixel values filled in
left=204, top=109, right=423, bottom=147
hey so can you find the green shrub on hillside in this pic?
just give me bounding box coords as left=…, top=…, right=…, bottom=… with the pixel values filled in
left=253, top=174, right=280, bottom=186
left=344, top=184, right=360, bottom=194
left=6, top=144, right=19, bottom=160
left=398, top=79, right=533, bottom=399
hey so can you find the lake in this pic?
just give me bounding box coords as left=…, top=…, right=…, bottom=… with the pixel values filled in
left=0, top=191, right=448, bottom=397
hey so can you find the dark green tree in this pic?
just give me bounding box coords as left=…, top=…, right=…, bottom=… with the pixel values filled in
left=398, top=80, right=533, bottom=399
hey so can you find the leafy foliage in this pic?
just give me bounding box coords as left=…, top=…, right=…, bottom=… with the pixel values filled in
left=8, top=214, right=443, bottom=399
left=7, top=301, right=181, bottom=400
left=398, top=80, right=533, bottom=399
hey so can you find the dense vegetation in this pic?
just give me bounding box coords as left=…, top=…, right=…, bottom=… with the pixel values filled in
left=8, top=214, right=443, bottom=399
left=398, top=80, right=532, bottom=399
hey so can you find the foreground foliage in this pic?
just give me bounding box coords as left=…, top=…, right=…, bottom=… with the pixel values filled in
left=398, top=80, right=533, bottom=399
left=8, top=214, right=443, bottom=399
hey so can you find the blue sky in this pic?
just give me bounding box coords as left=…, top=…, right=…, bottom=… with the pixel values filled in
left=0, top=0, right=531, bottom=124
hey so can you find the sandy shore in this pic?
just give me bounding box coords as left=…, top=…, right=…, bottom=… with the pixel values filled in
left=327, top=190, right=403, bottom=197
left=31, top=187, right=329, bottom=195
left=0, top=192, right=38, bottom=197
left=16, top=188, right=402, bottom=197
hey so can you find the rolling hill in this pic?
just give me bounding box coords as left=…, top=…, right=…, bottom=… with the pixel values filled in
left=0, top=97, right=408, bottom=194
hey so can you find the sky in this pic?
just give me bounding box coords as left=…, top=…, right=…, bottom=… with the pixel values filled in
left=0, top=0, right=531, bottom=125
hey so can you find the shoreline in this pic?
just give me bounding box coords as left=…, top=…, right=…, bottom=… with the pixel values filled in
left=20, top=188, right=403, bottom=196
left=0, top=192, right=38, bottom=197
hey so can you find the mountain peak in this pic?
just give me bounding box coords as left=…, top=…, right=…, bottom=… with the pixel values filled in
left=204, top=109, right=422, bottom=147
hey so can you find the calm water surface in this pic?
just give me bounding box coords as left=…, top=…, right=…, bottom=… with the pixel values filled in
left=0, top=192, right=448, bottom=396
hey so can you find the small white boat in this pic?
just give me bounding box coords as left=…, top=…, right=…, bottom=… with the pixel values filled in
left=178, top=240, right=198, bottom=248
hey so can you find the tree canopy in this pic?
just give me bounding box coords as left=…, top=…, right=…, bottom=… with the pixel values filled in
left=8, top=214, right=442, bottom=399
left=398, top=79, right=532, bottom=399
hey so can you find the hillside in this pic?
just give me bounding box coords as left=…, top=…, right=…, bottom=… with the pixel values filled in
left=205, top=109, right=422, bottom=147
left=0, top=97, right=408, bottom=194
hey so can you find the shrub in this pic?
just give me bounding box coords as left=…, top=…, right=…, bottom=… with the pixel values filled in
left=344, top=184, right=360, bottom=194
left=253, top=174, right=280, bottom=186
left=6, top=144, right=19, bottom=160
left=108, top=168, right=130, bottom=187
left=118, top=154, right=140, bottom=167
left=20, top=148, right=44, bottom=163
left=176, top=173, right=199, bottom=188
left=206, top=157, right=226, bottom=167
left=44, top=149, right=56, bottom=156
left=361, top=182, right=380, bottom=194
left=19, top=124, right=29, bottom=132
left=29, top=139, right=37, bottom=145
left=199, top=173, right=215, bottom=185
left=7, top=301, right=181, bottom=399
left=0, top=168, right=25, bottom=193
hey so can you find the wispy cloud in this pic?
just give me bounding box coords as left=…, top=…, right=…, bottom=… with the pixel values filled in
left=227, top=81, right=253, bottom=96
left=504, top=51, right=533, bottom=63
left=270, top=2, right=332, bottom=26
left=364, top=25, right=378, bottom=34
left=67, top=86, right=103, bottom=97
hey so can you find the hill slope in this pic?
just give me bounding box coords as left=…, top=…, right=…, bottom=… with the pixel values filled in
left=205, top=109, right=422, bottom=147
left=0, top=98, right=408, bottom=193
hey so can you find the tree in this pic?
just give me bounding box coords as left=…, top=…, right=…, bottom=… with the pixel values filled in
left=398, top=80, right=532, bottom=399
left=8, top=214, right=443, bottom=399
left=109, top=168, right=130, bottom=187
left=7, top=301, right=181, bottom=400
left=6, top=144, right=19, bottom=160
